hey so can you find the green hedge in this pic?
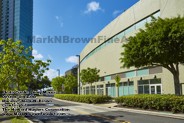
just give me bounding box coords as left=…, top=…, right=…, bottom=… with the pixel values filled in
left=54, top=94, right=112, bottom=104
left=115, top=94, right=184, bottom=113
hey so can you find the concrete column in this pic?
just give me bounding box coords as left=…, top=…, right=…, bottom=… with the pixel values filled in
left=103, top=83, right=106, bottom=95
left=95, top=84, right=98, bottom=95
left=116, top=86, right=118, bottom=97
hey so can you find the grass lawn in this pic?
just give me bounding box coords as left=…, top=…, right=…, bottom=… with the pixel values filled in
left=0, top=116, right=29, bottom=123
left=11, top=117, right=29, bottom=123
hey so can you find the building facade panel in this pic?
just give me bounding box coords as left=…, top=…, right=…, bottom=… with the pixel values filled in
left=80, top=0, right=184, bottom=96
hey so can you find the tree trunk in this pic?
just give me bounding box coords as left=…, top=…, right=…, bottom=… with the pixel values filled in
left=117, top=87, right=119, bottom=97
left=90, top=83, right=92, bottom=94
left=164, top=64, right=181, bottom=95
left=173, top=72, right=181, bottom=95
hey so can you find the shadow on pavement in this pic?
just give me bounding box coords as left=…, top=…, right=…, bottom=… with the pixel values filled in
left=0, top=116, right=14, bottom=122
left=27, top=110, right=126, bottom=123
left=28, top=114, right=120, bottom=123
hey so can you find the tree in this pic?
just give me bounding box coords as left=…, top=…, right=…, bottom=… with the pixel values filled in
left=64, top=74, right=77, bottom=94
left=0, top=39, right=51, bottom=91
left=29, top=76, right=51, bottom=91
left=120, top=16, right=184, bottom=95
left=51, top=76, right=65, bottom=93
left=80, top=67, right=100, bottom=94
left=115, top=75, right=121, bottom=97
left=40, top=76, right=51, bottom=89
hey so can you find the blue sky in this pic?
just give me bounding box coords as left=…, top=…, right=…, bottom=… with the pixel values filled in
left=33, top=0, right=139, bottom=80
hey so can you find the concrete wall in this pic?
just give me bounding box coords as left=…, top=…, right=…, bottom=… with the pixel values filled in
left=80, top=0, right=184, bottom=95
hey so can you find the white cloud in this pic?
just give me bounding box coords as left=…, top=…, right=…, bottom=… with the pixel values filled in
left=65, top=56, right=78, bottom=64
left=55, top=16, right=64, bottom=28
left=113, top=10, right=122, bottom=17
left=33, top=49, right=43, bottom=60
left=44, top=69, right=60, bottom=80
left=84, top=1, right=103, bottom=14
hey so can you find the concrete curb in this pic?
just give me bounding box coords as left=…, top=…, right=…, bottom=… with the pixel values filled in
left=52, top=97, right=112, bottom=109
left=112, top=106, right=184, bottom=120
left=53, top=98, right=184, bottom=120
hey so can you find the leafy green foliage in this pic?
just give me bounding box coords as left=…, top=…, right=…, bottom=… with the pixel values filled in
left=54, top=94, right=112, bottom=104
left=64, top=74, right=77, bottom=94
left=115, top=75, right=121, bottom=97
left=0, top=39, right=51, bottom=91
left=115, top=94, right=184, bottom=113
left=80, top=67, right=100, bottom=85
left=80, top=67, right=100, bottom=94
left=29, top=76, right=51, bottom=91
left=51, top=76, right=65, bottom=93
left=115, top=75, right=121, bottom=87
left=120, top=16, right=184, bottom=95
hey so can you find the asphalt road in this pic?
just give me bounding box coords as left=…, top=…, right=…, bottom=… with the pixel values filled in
left=23, top=97, right=184, bottom=123
left=1, top=96, right=184, bottom=123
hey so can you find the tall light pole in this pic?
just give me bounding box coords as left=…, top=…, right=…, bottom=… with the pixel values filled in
left=57, top=69, right=60, bottom=77
left=76, top=55, right=80, bottom=95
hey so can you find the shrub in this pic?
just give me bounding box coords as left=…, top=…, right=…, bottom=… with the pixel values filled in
left=54, top=94, right=112, bottom=104
left=115, top=94, right=184, bottom=113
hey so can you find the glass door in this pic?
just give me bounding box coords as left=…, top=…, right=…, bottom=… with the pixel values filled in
left=150, top=85, right=155, bottom=94
left=156, top=85, right=161, bottom=94
left=150, top=84, right=162, bottom=94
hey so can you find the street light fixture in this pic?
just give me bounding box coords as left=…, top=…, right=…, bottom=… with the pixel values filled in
left=76, top=55, right=81, bottom=95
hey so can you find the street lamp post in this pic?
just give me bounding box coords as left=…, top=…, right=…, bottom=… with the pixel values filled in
left=76, top=55, right=81, bottom=95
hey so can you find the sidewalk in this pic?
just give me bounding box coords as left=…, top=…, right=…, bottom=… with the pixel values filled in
left=53, top=97, right=184, bottom=120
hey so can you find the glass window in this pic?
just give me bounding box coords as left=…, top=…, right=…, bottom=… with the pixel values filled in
left=125, top=71, right=135, bottom=78
left=97, top=85, right=103, bottom=95
left=138, top=80, right=149, bottom=85
left=151, top=86, right=155, bottom=94
left=125, top=25, right=135, bottom=35
left=137, top=69, right=149, bottom=76
left=138, top=79, right=162, bottom=94
left=147, top=16, right=152, bottom=23
left=144, top=85, right=150, bottom=94
left=119, top=83, right=123, bottom=96
left=129, top=82, right=134, bottom=86
left=123, top=82, right=128, bottom=86
left=153, top=11, right=160, bottom=19
left=138, top=86, right=143, bottom=94
left=83, top=87, right=86, bottom=94
left=91, top=86, right=95, bottom=94
left=150, top=79, right=161, bottom=84
left=101, top=43, right=106, bottom=49
left=86, top=87, right=89, bottom=95
left=156, top=86, right=161, bottom=94
left=117, top=31, right=125, bottom=39
left=105, top=76, right=111, bottom=81
left=106, top=83, right=116, bottom=97
left=136, top=18, right=147, bottom=29
left=108, top=39, right=113, bottom=44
